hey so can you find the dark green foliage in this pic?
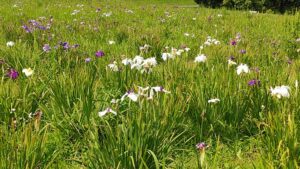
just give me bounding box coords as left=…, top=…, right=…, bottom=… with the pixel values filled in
left=194, top=0, right=223, bottom=8
left=194, top=0, right=300, bottom=13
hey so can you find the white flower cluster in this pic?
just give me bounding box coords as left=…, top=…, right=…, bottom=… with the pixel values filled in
left=236, top=64, right=250, bottom=75
left=125, top=9, right=134, bottom=13
left=137, top=86, right=171, bottom=100
left=6, top=41, right=15, bottom=47
left=228, top=59, right=237, bottom=66
left=270, top=85, right=290, bottom=99
left=195, top=36, right=220, bottom=62
left=194, top=54, right=207, bottom=63
left=98, top=86, right=170, bottom=117
left=102, top=12, right=112, bottom=17
left=161, top=47, right=190, bottom=61
left=71, top=10, right=80, bottom=15
left=203, top=36, right=220, bottom=46
left=139, top=44, right=151, bottom=53
left=208, top=98, right=220, bottom=103
left=107, top=61, right=119, bottom=72
left=108, top=40, right=115, bottom=45
left=22, top=68, right=34, bottom=77
left=122, top=56, right=157, bottom=73
left=98, top=108, right=117, bottom=117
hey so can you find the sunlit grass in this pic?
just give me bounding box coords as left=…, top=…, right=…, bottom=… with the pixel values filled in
left=0, top=0, right=299, bottom=168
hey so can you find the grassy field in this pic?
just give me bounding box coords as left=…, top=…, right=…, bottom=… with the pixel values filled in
left=0, top=0, right=300, bottom=168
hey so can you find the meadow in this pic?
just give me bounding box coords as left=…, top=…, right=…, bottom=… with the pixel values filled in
left=0, top=0, right=300, bottom=168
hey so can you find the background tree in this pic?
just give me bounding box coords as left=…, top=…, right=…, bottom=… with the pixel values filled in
left=194, top=0, right=300, bottom=13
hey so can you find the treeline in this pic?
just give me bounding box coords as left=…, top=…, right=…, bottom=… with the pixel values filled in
left=194, top=0, right=300, bottom=13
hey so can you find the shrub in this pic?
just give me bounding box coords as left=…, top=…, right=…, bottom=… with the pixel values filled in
left=194, top=0, right=223, bottom=8
left=194, top=0, right=300, bottom=13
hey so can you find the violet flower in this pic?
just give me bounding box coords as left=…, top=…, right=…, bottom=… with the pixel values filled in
left=60, top=42, right=69, bottom=50
left=248, top=79, right=260, bottom=86
left=230, top=40, right=237, bottom=46
left=22, top=25, right=31, bottom=33
left=85, top=58, right=91, bottom=63
left=95, top=50, right=105, bottom=57
left=29, top=20, right=39, bottom=26
left=7, top=69, right=19, bottom=80
left=196, top=142, right=208, bottom=151
left=43, top=44, right=51, bottom=52
left=240, top=49, right=246, bottom=54
left=38, top=25, right=46, bottom=30
left=229, top=56, right=235, bottom=61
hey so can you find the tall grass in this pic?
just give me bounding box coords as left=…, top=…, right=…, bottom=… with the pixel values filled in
left=0, top=0, right=299, bottom=168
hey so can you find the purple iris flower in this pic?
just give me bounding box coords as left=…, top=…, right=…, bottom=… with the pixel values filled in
left=196, top=142, right=208, bottom=150
left=230, top=40, right=237, bottom=46
left=85, top=58, right=91, bottom=63
left=240, top=49, right=246, bottom=54
left=248, top=79, right=260, bottom=86
left=38, top=25, right=46, bottom=30
left=29, top=20, right=39, bottom=26
left=43, top=44, right=51, bottom=52
left=22, top=19, right=48, bottom=33
left=229, top=56, right=235, bottom=61
left=7, top=69, right=19, bottom=80
left=95, top=50, right=105, bottom=57
left=159, top=86, right=164, bottom=92
left=22, top=25, right=31, bottom=33
left=60, top=42, right=69, bottom=50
